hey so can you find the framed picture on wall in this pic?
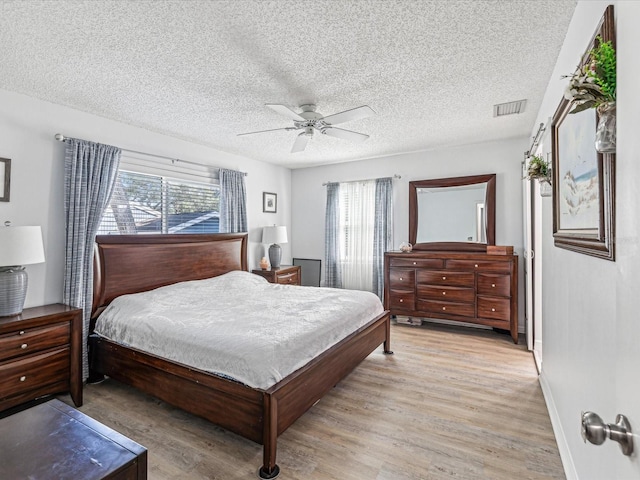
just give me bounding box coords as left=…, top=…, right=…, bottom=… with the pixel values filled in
left=263, top=192, right=277, bottom=213
left=551, top=5, right=615, bottom=261
left=0, top=158, right=10, bottom=202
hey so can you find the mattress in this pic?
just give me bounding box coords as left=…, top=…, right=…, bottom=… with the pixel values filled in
left=94, top=270, right=384, bottom=389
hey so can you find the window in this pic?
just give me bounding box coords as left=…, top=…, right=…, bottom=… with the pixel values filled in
left=338, top=180, right=376, bottom=291
left=98, top=170, right=220, bottom=235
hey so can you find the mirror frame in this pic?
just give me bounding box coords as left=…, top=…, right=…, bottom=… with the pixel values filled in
left=409, top=174, right=496, bottom=251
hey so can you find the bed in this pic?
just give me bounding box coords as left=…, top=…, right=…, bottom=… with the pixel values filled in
left=88, top=233, right=392, bottom=478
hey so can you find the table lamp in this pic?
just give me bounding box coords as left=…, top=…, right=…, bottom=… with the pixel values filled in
left=262, top=226, right=287, bottom=269
left=0, top=225, right=45, bottom=316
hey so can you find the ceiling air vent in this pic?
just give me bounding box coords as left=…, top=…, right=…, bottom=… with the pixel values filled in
left=493, top=99, right=527, bottom=117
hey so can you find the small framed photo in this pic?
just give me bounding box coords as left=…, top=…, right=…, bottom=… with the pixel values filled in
left=0, top=158, right=10, bottom=202
left=263, top=192, right=277, bottom=213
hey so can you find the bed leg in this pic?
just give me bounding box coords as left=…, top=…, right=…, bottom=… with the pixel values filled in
left=87, top=334, right=106, bottom=383
left=383, top=314, right=394, bottom=355
left=258, top=394, right=280, bottom=479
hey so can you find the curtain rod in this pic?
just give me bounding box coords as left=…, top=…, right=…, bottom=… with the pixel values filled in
left=54, top=133, right=247, bottom=175
left=524, top=123, right=545, bottom=159
left=322, top=174, right=401, bottom=186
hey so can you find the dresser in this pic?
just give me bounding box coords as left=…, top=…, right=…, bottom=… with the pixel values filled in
left=384, top=251, right=518, bottom=343
left=0, top=304, right=83, bottom=412
left=252, top=265, right=301, bottom=285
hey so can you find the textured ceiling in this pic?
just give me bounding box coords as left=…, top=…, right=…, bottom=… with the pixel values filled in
left=0, top=0, right=576, bottom=168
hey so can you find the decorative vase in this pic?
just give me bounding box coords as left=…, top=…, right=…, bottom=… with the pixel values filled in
left=595, top=101, right=616, bottom=153
left=399, top=242, right=413, bottom=253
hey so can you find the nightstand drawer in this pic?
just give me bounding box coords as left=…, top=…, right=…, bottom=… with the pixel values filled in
left=276, top=271, right=299, bottom=285
left=0, top=348, right=70, bottom=400
left=0, top=323, right=70, bottom=362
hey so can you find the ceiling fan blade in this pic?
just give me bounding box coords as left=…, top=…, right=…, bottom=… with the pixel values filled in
left=237, top=127, right=296, bottom=137
left=320, top=105, right=376, bottom=125
left=291, top=132, right=310, bottom=153
left=265, top=104, right=305, bottom=121
left=322, top=127, right=369, bottom=143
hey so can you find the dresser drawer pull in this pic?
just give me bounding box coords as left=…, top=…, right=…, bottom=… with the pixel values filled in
left=442, top=276, right=446, bottom=280
left=491, top=308, right=496, bottom=312
left=442, top=306, right=446, bottom=311
left=442, top=292, right=446, bottom=295
left=19, top=330, right=25, bottom=335
left=20, top=376, right=26, bottom=382
left=21, top=343, right=28, bottom=349
left=492, top=284, right=496, bottom=288
left=399, top=277, right=403, bottom=281
left=413, top=262, right=417, bottom=265
left=475, top=264, right=478, bottom=268
left=399, top=299, right=403, bottom=303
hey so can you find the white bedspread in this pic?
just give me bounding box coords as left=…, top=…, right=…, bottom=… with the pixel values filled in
left=94, top=270, right=384, bottom=390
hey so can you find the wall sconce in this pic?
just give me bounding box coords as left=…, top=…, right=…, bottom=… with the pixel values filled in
left=0, top=224, right=46, bottom=316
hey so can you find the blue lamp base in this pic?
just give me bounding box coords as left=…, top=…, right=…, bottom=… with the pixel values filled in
left=0, top=267, right=28, bottom=317
left=268, top=244, right=282, bottom=269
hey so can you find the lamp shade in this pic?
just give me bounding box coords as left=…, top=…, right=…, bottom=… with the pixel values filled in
left=0, top=226, right=45, bottom=267
left=262, top=226, right=287, bottom=245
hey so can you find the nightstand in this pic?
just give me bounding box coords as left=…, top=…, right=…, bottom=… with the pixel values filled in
left=0, top=304, right=83, bottom=412
left=252, top=265, right=301, bottom=285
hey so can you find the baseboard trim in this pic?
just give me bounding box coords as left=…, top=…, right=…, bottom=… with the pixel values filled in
left=539, top=372, right=578, bottom=480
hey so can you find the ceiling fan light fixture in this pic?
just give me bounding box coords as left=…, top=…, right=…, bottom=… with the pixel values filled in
left=493, top=99, right=527, bottom=117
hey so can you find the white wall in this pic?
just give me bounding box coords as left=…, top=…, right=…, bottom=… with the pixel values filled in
left=533, top=2, right=640, bottom=479
left=0, top=89, right=292, bottom=309
left=291, top=137, right=527, bottom=330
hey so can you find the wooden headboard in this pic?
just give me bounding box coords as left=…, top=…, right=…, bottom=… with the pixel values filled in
left=92, top=233, right=248, bottom=319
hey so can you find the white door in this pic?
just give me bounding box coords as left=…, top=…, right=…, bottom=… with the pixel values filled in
left=522, top=163, right=534, bottom=352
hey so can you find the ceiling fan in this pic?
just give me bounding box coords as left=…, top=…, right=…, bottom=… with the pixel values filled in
left=238, top=103, right=376, bottom=153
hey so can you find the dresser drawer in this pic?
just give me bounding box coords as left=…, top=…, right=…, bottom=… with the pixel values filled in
left=389, top=257, right=444, bottom=269
left=417, top=285, right=475, bottom=303
left=477, top=296, right=511, bottom=321
left=477, top=274, right=511, bottom=297
left=0, top=348, right=70, bottom=400
left=0, top=323, right=70, bottom=362
left=276, top=271, right=299, bottom=285
left=389, top=268, right=415, bottom=289
left=417, top=270, right=474, bottom=287
left=417, top=299, right=475, bottom=318
left=445, top=259, right=512, bottom=273
left=388, top=291, right=415, bottom=310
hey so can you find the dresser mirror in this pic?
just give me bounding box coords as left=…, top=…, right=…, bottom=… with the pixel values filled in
left=409, top=174, right=496, bottom=251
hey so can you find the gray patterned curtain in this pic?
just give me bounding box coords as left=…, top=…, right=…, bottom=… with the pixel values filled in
left=373, top=177, right=393, bottom=299
left=324, top=182, right=342, bottom=288
left=219, top=168, right=247, bottom=233
left=63, top=138, right=121, bottom=380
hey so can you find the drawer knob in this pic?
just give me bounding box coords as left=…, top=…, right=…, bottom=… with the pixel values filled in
left=442, top=276, right=446, bottom=280
left=475, top=264, right=478, bottom=268
left=492, top=284, right=496, bottom=288
left=21, top=343, right=28, bottom=349
left=413, top=262, right=417, bottom=265
left=20, top=376, right=26, bottom=382
left=399, top=299, right=403, bottom=303
left=399, top=277, right=403, bottom=281
left=442, top=292, right=446, bottom=295
left=442, top=307, right=446, bottom=311
left=19, top=330, right=25, bottom=335
left=491, top=308, right=496, bottom=312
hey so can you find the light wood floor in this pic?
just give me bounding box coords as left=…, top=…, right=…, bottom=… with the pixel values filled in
left=68, top=323, right=565, bottom=480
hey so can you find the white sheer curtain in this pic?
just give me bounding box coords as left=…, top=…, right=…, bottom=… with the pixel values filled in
left=339, top=180, right=376, bottom=291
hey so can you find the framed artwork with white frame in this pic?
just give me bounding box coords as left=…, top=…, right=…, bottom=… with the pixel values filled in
left=263, top=192, right=277, bottom=213
left=0, top=158, right=10, bottom=202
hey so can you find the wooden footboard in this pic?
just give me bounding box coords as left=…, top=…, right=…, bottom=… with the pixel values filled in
left=89, top=310, right=391, bottom=477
